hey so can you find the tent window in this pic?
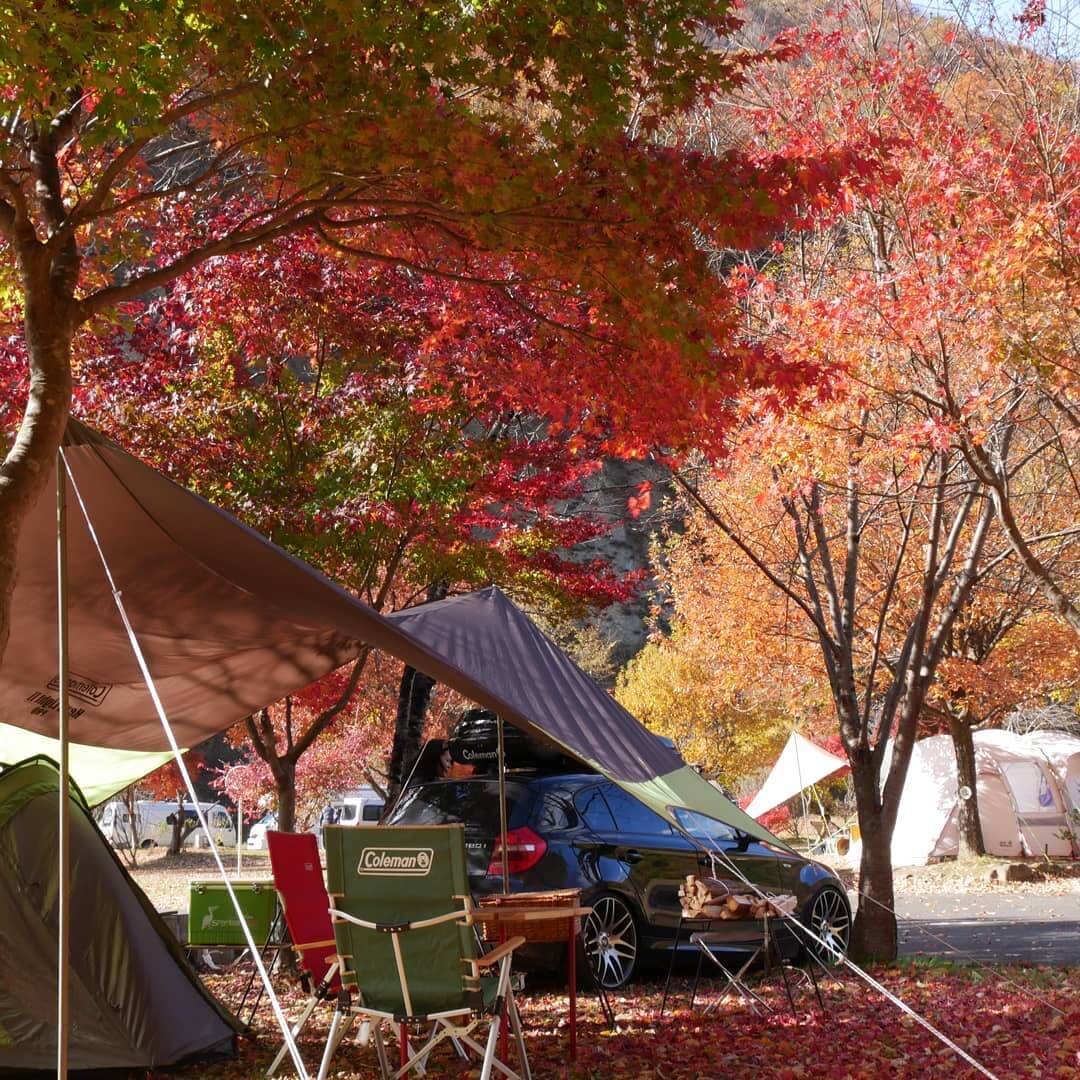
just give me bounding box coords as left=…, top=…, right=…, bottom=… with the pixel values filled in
left=1001, top=761, right=1059, bottom=812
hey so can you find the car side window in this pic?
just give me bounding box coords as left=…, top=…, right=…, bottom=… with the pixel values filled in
left=533, top=793, right=573, bottom=832
left=575, top=786, right=617, bottom=832
left=601, top=785, right=674, bottom=835
left=672, top=808, right=740, bottom=846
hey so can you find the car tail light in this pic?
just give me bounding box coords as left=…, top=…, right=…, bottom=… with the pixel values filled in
left=487, top=827, right=547, bottom=876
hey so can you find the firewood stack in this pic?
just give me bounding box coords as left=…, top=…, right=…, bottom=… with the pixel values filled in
left=678, top=875, right=798, bottom=921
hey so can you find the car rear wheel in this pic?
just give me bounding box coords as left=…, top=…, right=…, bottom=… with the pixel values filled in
left=582, top=893, right=639, bottom=989
left=803, top=884, right=850, bottom=964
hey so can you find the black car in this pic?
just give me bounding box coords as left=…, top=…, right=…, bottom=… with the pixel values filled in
left=385, top=770, right=851, bottom=988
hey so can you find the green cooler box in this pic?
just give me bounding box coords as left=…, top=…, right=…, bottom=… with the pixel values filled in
left=188, top=879, right=280, bottom=946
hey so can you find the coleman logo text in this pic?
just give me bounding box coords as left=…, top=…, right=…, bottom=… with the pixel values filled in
left=357, top=847, right=434, bottom=876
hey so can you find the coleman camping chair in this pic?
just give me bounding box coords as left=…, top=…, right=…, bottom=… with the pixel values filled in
left=320, top=824, right=530, bottom=1080
left=266, top=830, right=341, bottom=1078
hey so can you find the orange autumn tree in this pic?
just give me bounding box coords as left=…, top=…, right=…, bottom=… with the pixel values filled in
left=655, top=6, right=1080, bottom=961
left=617, top=530, right=832, bottom=793
left=729, top=4, right=1080, bottom=877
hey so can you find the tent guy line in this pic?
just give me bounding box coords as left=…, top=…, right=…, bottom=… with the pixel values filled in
left=853, top=888, right=1066, bottom=1017
left=61, top=450, right=312, bottom=1080
left=691, top=837, right=1001, bottom=1080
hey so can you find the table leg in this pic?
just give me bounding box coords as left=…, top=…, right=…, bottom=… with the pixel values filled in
left=499, top=924, right=509, bottom=1063
left=568, top=918, right=577, bottom=1061
left=660, top=916, right=684, bottom=1017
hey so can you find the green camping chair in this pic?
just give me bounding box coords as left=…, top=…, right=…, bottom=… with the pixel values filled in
left=320, top=824, right=530, bottom=1080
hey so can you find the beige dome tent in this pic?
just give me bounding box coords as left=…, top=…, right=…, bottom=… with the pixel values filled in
left=886, top=731, right=1078, bottom=867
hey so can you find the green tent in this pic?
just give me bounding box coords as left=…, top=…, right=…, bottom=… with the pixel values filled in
left=0, top=759, right=240, bottom=1073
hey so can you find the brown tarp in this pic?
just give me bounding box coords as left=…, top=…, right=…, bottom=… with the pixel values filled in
left=0, top=420, right=778, bottom=846
left=388, top=587, right=680, bottom=783
left=0, top=421, right=541, bottom=751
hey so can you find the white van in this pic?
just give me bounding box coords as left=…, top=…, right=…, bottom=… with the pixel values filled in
left=336, top=786, right=384, bottom=826
left=100, top=799, right=237, bottom=850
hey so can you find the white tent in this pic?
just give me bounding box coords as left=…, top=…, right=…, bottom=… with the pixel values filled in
left=889, top=731, right=1078, bottom=866
left=746, top=731, right=847, bottom=819
left=981, top=729, right=1080, bottom=828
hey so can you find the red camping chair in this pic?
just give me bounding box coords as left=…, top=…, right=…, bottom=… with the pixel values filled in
left=266, top=830, right=341, bottom=1078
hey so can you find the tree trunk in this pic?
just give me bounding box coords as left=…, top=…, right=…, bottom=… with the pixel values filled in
left=386, top=665, right=439, bottom=807
left=849, top=767, right=897, bottom=963
left=168, top=790, right=187, bottom=856
left=276, top=761, right=297, bottom=834
left=121, top=785, right=140, bottom=869
left=385, top=581, right=448, bottom=807
left=0, top=296, right=75, bottom=668
left=948, top=715, right=984, bottom=859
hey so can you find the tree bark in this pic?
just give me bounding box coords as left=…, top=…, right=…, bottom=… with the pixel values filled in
left=949, top=715, right=985, bottom=858
left=849, top=766, right=897, bottom=963
left=275, top=761, right=297, bottom=834
left=0, top=292, right=75, bottom=668
left=168, top=789, right=188, bottom=855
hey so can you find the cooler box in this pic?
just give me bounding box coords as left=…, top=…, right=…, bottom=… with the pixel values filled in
left=188, top=879, right=279, bottom=946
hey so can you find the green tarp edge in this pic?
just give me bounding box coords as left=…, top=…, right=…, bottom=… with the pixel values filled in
left=620, top=766, right=798, bottom=855
left=0, top=723, right=175, bottom=806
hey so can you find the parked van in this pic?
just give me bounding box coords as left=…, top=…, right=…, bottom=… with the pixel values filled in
left=99, top=799, right=237, bottom=850
left=336, top=786, right=384, bottom=826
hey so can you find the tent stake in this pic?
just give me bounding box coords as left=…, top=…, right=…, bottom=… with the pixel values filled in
left=56, top=450, right=71, bottom=1080
left=497, top=715, right=509, bottom=894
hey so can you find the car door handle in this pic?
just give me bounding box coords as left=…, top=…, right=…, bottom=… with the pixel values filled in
left=622, top=849, right=644, bottom=864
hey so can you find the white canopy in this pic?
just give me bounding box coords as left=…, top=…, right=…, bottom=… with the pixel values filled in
left=746, top=730, right=847, bottom=819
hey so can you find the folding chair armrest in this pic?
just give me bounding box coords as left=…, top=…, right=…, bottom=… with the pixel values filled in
left=477, top=935, right=526, bottom=968
left=329, top=908, right=378, bottom=931
left=294, top=939, right=336, bottom=952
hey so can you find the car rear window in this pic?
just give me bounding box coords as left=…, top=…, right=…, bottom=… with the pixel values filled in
left=387, top=780, right=533, bottom=831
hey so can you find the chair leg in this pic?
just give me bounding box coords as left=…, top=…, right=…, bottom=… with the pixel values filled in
left=392, top=1020, right=461, bottom=1080
left=508, top=991, right=531, bottom=1080
left=478, top=1012, right=502, bottom=1080
left=480, top=957, right=515, bottom=1080
left=374, top=1023, right=392, bottom=1079
left=317, top=1003, right=348, bottom=1080
left=267, top=993, right=320, bottom=1078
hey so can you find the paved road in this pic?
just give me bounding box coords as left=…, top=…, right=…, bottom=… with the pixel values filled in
left=890, top=893, right=1080, bottom=965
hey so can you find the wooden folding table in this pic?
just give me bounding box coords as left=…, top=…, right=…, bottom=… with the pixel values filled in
left=474, top=893, right=592, bottom=1060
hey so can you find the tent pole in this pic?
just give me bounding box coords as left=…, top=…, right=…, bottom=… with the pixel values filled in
left=56, top=450, right=71, bottom=1080
left=496, top=715, right=509, bottom=894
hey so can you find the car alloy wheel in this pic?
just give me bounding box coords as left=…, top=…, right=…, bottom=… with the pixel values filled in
left=806, top=885, right=850, bottom=963
left=583, top=894, right=638, bottom=989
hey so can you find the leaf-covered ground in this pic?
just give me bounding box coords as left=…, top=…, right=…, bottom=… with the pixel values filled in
left=186, top=961, right=1079, bottom=1078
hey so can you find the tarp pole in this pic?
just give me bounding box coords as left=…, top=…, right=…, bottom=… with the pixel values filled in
left=497, top=714, right=509, bottom=893
left=56, top=450, right=71, bottom=1080
left=62, top=452, right=311, bottom=1080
